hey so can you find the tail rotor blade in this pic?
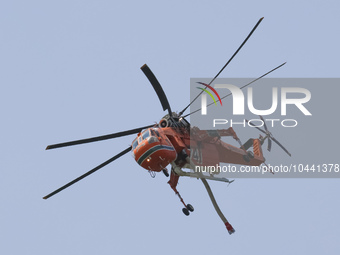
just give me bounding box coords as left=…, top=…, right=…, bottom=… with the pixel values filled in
left=43, top=146, right=132, bottom=199
left=246, top=119, right=266, bottom=134
left=270, top=136, right=291, bottom=157
left=267, top=138, right=272, bottom=152
left=247, top=119, right=290, bottom=156
left=259, top=115, right=268, bottom=132
left=259, top=115, right=271, bottom=151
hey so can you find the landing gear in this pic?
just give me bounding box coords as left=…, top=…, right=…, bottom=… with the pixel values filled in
left=182, top=208, right=190, bottom=216
left=168, top=169, right=195, bottom=216
left=162, top=168, right=169, bottom=177
left=187, top=204, right=194, bottom=212
left=182, top=204, right=194, bottom=216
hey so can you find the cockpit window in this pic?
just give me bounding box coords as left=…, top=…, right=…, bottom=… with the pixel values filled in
left=142, top=129, right=150, bottom=140
left=153, top=129, right=160, bottom=137
left=150, top=129, right=156, bottom=137
left=132, top=138, right=138, bottom=150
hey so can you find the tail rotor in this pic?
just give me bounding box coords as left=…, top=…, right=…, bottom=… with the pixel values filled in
left=246, top=116, right=291, bottom=157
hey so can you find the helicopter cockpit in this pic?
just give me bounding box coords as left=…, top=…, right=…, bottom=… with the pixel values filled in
left=132, top=129, right=159, bottom=151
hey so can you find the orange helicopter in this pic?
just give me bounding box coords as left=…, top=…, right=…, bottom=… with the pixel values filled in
left=43, top=17, right=291, bottom=234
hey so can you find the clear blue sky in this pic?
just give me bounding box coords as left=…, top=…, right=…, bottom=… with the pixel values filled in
left=0, top=1, right=339, bottom=254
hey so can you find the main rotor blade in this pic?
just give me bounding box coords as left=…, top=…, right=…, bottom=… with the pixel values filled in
left=179, top=17, right=264, bottom=116
left=46, top=125, right=153, bottom=150
left=182, top=61, right=286, bottom=118
left=43, top=146, right=132, bottom=199
left=141, top=64, right=172, bottom=117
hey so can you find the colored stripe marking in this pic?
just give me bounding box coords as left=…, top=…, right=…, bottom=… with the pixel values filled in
left=137, top=145, right=175, bottom=165
left=197, top=82, right=223, bottom=106
left=197, top=87, right=217, bottom=105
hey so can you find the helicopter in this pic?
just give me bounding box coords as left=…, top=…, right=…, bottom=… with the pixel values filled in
left=43, top=17, right=291, bottom=235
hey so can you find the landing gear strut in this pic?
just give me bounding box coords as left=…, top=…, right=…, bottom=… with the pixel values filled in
left=168, top=169, right=195, bottom=216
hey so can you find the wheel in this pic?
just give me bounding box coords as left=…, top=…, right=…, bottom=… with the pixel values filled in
left=247, top=151, right=254, bottom=158
left=162, top=168, right=169, bottom=177
left=187, top=204, right=194, bottom=212
left=243, top=154, right=250, bottom=162
left=182, top=208, right=190, bottom=216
